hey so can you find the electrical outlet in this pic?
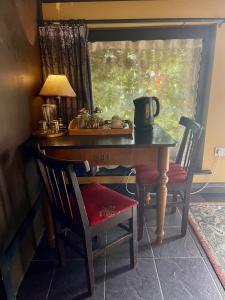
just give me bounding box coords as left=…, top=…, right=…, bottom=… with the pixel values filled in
left=214, top=147, right=225, bottom=157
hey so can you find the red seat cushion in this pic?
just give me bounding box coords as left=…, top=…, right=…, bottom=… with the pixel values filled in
left=80, top=183, right=138, bottom=226
left=136, top=163, right=187, bottom=185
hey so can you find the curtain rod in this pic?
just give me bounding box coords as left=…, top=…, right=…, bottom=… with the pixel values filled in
left=42, top=18, right=225, bottom=25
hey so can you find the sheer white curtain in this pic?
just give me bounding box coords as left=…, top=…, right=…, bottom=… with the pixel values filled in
left=89, top=38, right=202, bottom=159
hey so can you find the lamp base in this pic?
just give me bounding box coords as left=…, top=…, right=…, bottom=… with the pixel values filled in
left=32, top=129, right=67, bottom=138
left=42, top=103, right=57, bottom=125
left=56, top=95, right=62, bottom=119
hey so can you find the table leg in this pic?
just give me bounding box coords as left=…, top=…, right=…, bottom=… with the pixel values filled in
left=156, top=147, right=169, bottom=244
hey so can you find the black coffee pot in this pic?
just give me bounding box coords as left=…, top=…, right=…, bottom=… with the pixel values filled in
left=133, top=96, right=160, bottom=128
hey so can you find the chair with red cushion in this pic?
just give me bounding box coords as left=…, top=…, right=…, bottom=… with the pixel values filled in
left=135, top=116, right=203, bottom=240
left=35, top=147, right=138, bottom=297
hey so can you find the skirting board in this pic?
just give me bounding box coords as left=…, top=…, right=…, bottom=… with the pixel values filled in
left=191, top=183, right=225, bottom=194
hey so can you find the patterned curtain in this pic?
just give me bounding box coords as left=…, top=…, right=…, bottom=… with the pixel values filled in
left=39, top=22, right=93, bottom=125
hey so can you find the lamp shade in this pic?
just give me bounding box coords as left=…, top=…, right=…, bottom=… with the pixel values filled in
left=39, top=75, right=76, bottom=97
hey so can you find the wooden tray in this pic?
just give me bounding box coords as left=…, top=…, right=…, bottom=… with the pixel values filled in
left=68, top=119, right=132, bottom=136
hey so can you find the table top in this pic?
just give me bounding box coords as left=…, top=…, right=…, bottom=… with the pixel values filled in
left=27, top=125, right=176, bottom=149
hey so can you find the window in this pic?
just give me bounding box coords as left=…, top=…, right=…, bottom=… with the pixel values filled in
left=89, top=25, right=216, bottom=164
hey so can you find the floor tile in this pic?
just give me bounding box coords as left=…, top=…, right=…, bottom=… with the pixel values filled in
left=18, top=194, right=225, bottom=300
left=202, top=256, right=225, bottom=298
left=190, top=194, right=205, bottom=201
left=106, top=258, right=163, bottom=300
left=32, top=235, right=58, bottom=261
left=148, top=227, right=201, bottom=258
left=106, top=227, right=153, bottom=258
left=33, top=232, right=92, bottom=261
left=156, top=257, right=223, bottom=300
left=63, top=231, right=86, bottom=260
left=145, top=208, right=182, bottom=228
left=48, top=259, right=105, bottom=300
left=17, top=261, right=55, bottom=300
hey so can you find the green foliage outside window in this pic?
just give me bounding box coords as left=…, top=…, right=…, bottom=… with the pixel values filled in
left=89, top=40, right=202, bottom=151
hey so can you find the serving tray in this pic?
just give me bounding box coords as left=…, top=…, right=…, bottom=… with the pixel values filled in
left=68, top=119, right=132, bottom=136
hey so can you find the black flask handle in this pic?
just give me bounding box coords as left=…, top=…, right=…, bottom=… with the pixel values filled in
left=152, top=96, right=160, bottom=117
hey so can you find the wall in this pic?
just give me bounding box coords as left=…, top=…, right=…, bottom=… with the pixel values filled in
left=0, top=0, right=43, bottom=295
left=42, top=1, right=225, bottom=183
left=42, top=1, right=225, bottom=20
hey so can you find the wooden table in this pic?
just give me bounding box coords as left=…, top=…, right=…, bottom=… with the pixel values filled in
left=32, top=125, right=176, bottom=244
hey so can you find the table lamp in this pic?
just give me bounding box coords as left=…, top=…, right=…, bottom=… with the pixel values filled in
left=39, top=74, right=76, bottom=121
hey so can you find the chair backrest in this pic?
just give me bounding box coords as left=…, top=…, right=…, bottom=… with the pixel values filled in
left=176, top=116, right=203, bottom=178
left=34, top=147, right=89, bottom=230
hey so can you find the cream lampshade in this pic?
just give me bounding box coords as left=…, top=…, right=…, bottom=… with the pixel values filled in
left=39, top=74, right=76, bottom=97
left=39, top=74, right=76, bottom=121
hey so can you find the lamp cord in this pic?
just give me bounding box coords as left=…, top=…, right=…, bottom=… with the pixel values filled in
left=124, top=158, right=219, bottom=196
left=125, top=168, right=136, bottom=195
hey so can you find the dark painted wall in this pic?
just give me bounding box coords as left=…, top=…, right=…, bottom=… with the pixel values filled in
left=0, top=0, right=44, bottom=294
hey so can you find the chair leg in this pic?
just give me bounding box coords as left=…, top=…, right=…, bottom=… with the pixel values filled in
left=181, top=191, right=191, bottom=237
left=129, top=206, right=138, bottom=269
left=83, top=236, right=95, bottom=296
left=136, top=183, right=145, bottom=241
left=95, top=233, right=106, bottom=248
left=171, top=192, right=178, bottom=214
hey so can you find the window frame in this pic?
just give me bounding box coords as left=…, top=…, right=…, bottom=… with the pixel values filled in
left=89, top=24, right=216, bottom=169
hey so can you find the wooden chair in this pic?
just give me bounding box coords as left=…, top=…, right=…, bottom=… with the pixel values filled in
left=135, top=116, right=203, bottom=240
left=35, top=147, right=138, bottom=297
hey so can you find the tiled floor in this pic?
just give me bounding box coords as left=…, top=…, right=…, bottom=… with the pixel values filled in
left=17, top=201, right=225, bottom=300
